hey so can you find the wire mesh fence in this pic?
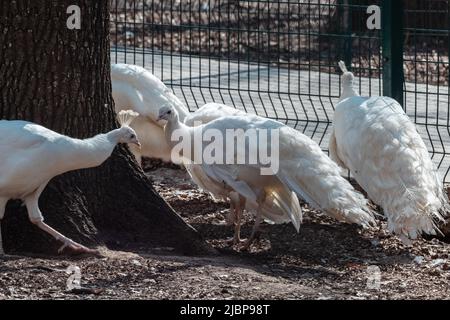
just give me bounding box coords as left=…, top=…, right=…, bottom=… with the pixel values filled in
left=110, top=0, right=450, bottom=182
left=403, top=0, right=450, bottom=181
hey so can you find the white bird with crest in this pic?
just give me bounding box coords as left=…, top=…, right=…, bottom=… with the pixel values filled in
left=329, top=61, right=449, bottom=240
left=111, top=63, right=189, bottom=165
left=183, top=103, right=303, bottom=245
left=157, top=103, right=376, bottom=248
left=0, top=110, right=140, bottom=255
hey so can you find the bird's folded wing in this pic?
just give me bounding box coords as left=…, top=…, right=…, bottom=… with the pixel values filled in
left=111, top=64, right=188, bottom=121
left=200, top=164, right=258, bottom=203
left=328, top=128, right=347, bottom=169
left=184, top=163, right=227, bottom=201
left=184, top=103, right=246, bottom=126
left=0, top=122, right=50, bottom=150
left=262, top=187, right=302, bottom=232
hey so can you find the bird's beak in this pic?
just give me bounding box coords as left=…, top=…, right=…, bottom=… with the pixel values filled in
left=133, top=141, right=141, bottom=149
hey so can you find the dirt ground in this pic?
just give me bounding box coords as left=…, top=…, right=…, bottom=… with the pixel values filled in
left=1, top=164, right=450, bottom=300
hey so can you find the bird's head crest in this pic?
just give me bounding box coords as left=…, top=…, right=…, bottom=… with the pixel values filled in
left=338, top=60, right=354, bottom=83
left=117, top=110, right=139, bottom=127
left=338, top=60, right=348, bottom=73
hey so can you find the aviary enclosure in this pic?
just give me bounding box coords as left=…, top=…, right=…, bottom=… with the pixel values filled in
left=111, top=0, right=450, bottom=182
left=2, top=0, right=450, bottom=303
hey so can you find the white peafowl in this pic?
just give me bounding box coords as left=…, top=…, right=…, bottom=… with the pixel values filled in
left=0, top=110, right=140, bottom=255
left=184, top=103, right=301, bottom=244
left=158, top=104, right=376, bottom=249
left=111, top=63, right=189, bottom=164
left=329, top=61, right=449, bottom=241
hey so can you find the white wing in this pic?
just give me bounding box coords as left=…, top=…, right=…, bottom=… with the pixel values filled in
left=198, top=114, right=375, bottom=228
left=333, top=95, right=449, bottom=238
left=200, top=163, right=302, bottom=231
left=328, top=127, right=347, bottom=169
left=184, top=102, right=245, bottom=126
left=0, top=121, right=72, bottom=195
left=111, top=63, right=188, bottom=122
left=111, top=64, right=190, bottom=162
left=185, top=104, right=303, bottom=229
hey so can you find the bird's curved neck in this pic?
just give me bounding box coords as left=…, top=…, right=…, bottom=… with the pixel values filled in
left=106, top=128, right=123, bottom=145
left=177, top=108, right=189, bottom=122
left=58, top=130, right=120, bottom=172
left=164, top=116, right=184, bottom=144
left=163, top=116, right=194, bottom=161
left=340, top=79, right=360, bottom=101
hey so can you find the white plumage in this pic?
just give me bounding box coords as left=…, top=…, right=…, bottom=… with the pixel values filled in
left=159, top=103, right=375, bottom=248
left=185, top=103, right=301, bottom=244
left=329, top=61, right=449, bottom=240
left=0, top=111, right=140, bottom=255
left=111, top=63, right=189, bottom=164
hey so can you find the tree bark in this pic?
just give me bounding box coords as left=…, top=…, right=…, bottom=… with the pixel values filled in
left=0, top=0, right=213, bottom=255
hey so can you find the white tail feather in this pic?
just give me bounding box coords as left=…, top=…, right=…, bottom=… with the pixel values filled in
left=384, top=184, right=448, bottom=239
left=117, top=109, right=139, bottom=127
left=278, top=158, right=376, bottom=228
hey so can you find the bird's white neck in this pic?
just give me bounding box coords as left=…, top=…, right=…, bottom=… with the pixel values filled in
left=339, top=73, right=360, bottom=101
left=340, top=86, right=360, bottom=101
left=176, top=107, right=189, bottom=122
left=163, top=115, right=194, bottom=162
left=56, top=130, right=120, bottom=173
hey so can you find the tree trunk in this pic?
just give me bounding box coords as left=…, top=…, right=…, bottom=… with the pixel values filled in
left=0, top=0, right=213, bottom=255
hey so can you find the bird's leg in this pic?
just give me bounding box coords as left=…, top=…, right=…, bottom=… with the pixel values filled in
left=0, top=198, right=7, bottom=255
left=25, top=190, right=98, bottom=255
left=240, top=210, right=263, bottom=251
left=33, top=220, right=98, bottom=254
left=225, top=193, right=239, bottom=244
left=239, top=192, right=265, bottom=251
left=225, top=192, right=246, bottom=245
left=0, top=220, right=4, bottom=255
left=225, top=199, right=236, bottom=226
left=240, top=206, right=263, bottom=251
left=233, top=195, right=247, bottom=245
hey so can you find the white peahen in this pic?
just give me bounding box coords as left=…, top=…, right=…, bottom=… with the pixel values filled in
left=0, top=110, right=140, bottom=255
left=185, top=103, right=301, bottom=244
left=111, top=63, right=189, bottom=164
left=329, top=61, right=449, bottom=240
left=158, top=104, right=376, bottom=248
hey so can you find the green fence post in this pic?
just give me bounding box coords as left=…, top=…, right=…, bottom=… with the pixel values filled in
left=344, top=0, right=352, bottom=69
left=338, top=0, right=353, bottom=68
left=381, top=0, right=404, bottom=106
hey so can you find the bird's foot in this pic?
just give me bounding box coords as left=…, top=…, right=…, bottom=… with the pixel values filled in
left=58, top=239, right=99, bottom=256
left=224, top=211, right=236, bottom=226
left=224, top=237, right=235, bottom=245
left=236, top=231, right=262, bottom=251
left=225, top=235, right=243, bottom=246
left=236, top=237, right=256, bottom=251
left=237, top=240, right=252, bottom=251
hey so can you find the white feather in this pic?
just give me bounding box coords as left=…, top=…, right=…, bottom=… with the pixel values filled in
left=111, top=63, right=189, bottom=163
left=184, top=103, right=301, bottom=230
left=0, top=120, right=139, bottom=253
left=331, top=61, right=449, bottom=239
left=166, top=103, right=375, bottom=231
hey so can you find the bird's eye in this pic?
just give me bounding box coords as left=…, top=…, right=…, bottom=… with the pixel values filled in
left=167, top=110, right=172, bottom=114
left=130, top=134, right=135, bottom=139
